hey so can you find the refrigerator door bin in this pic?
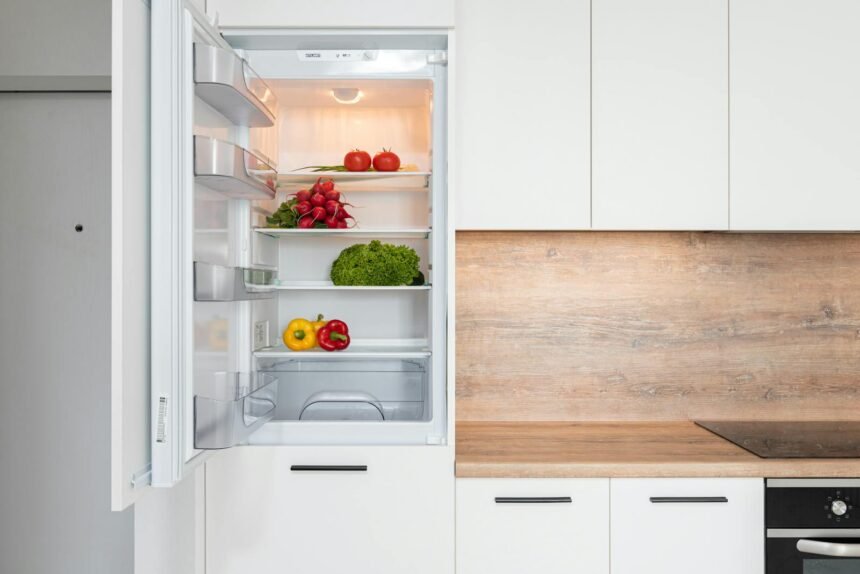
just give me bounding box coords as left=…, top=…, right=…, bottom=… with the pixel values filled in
left=194, top=372, right=279, bottom=449
left=194, top=136, right=277, bottom=200
left=194, top=43, right=277, bottom=128
left=194, top=262, right=275, bottom=301
left=260, top=358, right=430, bottom=422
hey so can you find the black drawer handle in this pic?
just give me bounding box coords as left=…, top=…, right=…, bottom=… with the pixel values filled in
left=495, top=497, right=572, bottom=504
left=650, top=496, right=728, bottom=504
left=290, top=465, right=368, bottom=472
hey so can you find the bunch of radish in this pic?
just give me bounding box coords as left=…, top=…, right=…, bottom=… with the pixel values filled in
left=292, top=178, right=355, bottom=229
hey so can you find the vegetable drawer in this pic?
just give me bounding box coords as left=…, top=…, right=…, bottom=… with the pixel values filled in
left=259, top=358, right=430, bottom=423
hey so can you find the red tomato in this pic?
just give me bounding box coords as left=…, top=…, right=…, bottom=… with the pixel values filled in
left=372, top=149, right=401, bottom=172
left=343, top=149, right=372, bottom=172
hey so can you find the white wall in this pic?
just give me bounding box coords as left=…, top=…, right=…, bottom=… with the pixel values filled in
left=0, top=0, right=111, bottom=90
left=0, top=93, right=134, bottom=574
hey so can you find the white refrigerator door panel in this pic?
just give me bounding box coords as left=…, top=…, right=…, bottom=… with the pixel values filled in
left=151, top=0, right=241, bottom=488
left=111, top=0, right=153, bottom=510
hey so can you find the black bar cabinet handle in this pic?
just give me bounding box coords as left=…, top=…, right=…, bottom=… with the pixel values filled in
left=495, top=497, right=572, bottom=504
left=290, top=465, right=368, bottom=472
left=649, top=496, right=728, bottom=504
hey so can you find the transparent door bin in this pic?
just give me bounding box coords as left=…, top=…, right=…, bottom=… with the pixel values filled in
left=194, top=136, right=277, bottom=200
left=194, top=43, right=277, bottom=127
left=194, top=371, right=278, bottom=449
left=259, top=358, right=430, bottom=423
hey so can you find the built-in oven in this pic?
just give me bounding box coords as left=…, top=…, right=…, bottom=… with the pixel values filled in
left=767, top=479, right=860, bottom=573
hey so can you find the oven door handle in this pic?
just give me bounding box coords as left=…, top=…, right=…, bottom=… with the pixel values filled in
left=797, top=539, right=860, bottom=557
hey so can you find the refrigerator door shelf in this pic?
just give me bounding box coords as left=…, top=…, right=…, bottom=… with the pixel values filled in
left=194, top=371, right=279, bottom=449
left=194, top=261, right=276, bottom=301
left=194, top=136, right=277, bottom=200
left=194, top=43, right=277, bottom=127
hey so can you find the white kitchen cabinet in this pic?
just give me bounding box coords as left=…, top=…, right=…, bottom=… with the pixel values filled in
left=456, top=478, right=609, bottom=574
left=207, top=0, right=454, bottom=28
left=206, top=446, right=454, bottom=574
left=611, top=478, right=764, bottom=574
left=592, top=0, right=728, bottom=230
left=455, top=0, right=591, bottom=229
left=730, top=0, right=860, bottom=231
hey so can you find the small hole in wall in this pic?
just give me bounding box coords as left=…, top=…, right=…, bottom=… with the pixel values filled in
left=75, top=224, right=83, bottom=232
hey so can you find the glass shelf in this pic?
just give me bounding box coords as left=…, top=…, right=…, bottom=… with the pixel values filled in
left=255, top=339, right=431, bottom=360
left=248, top=280, right=431, bottom=291
left=254, top=228, right=431, bottom=239
left=278, top=171, right=430, bottom=193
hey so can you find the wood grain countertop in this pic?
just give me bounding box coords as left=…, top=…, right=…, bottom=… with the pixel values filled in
left=456, top=421, right=860, bottom=478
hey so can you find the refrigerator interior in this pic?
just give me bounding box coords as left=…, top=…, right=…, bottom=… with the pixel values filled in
left=190, top=44, right=448, bottom=454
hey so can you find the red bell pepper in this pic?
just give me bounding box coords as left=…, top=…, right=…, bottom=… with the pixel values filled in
left=317, top=319, right=350, bottom=352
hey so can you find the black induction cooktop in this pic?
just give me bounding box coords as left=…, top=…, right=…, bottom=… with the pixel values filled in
left=695, top=420, right=860, bottom=458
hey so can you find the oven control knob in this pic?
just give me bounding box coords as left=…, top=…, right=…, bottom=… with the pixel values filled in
left=832, top=500, right=849, bottom=516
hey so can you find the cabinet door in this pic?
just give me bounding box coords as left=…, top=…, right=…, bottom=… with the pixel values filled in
left=611, top=478, right=764, bottom=574
left=455, top=0, right=591, bottom=229
left=457, top=478, right=609, bottom=574
left=730, top=0, right=860, bottom=230
left=206, top=446, right=454, bottom=574
left=592, top=0, right=728, bottom=230
left=206, top=0, right=454, bottom=28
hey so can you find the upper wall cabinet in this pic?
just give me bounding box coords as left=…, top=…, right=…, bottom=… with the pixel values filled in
left=730, top=0, right=860, bottom=231
left=592, top=0, right=729, bottom=230
left=455, top=0, right=591, bottom=230
left=206, top=0, right=454, bottom=28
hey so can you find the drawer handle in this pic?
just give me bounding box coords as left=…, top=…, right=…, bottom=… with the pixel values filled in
left=290, top=465, right=368, bottom=472
left=494, top=497, right=572, bottom=504
left=649, top=496, right=728, bottom=504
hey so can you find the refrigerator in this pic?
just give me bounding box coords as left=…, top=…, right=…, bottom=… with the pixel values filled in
left=112, top=3, right=454, bottom=569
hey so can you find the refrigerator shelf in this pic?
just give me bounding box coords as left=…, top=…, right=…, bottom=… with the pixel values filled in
left=248, top=280, right=431, bottom=291
left=194, top=372, right=279, bottom=449
left=194, top=136, right=277, bottom=200
left=278, top=171, right=430, bottom=193
left=194, top=43, right=277, bottom=127
left=255, top=340, right=431, bottom=360
left=254, top=227, right=432, bottom=239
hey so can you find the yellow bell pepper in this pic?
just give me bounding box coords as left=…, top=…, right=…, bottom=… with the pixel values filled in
left=310, top=314, right=326, bottom=336
left=283, top=318, right=317, bottom=351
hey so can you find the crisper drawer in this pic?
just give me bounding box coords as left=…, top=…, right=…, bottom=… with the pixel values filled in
left=456, top=478, right=610, bottom=574
left=611, top=478, right=764, bottom=574
left=259, top=357, right=430, bottom=423
left=206, top=445, right=454, bottom=574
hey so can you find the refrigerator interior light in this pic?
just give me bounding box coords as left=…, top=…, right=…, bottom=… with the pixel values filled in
left=331, top=87, right=363, bottom=105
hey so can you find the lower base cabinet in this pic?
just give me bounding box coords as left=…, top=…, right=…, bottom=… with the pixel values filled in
left=611, top=478, right=764, bottom=574
left=205, top=446, right=454, bottom=574
left=456, top=478, right=610, bottom=574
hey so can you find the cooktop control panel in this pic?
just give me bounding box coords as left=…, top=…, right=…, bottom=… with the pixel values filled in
left=767, top=485, right=859, bottom=528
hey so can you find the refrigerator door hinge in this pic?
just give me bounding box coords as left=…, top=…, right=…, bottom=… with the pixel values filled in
left=131, top=464, right=152, bottom=489
left=427, top=52, right=448, bottom=66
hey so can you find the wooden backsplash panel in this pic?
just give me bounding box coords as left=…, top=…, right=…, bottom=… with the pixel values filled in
left=456, top=232, right=860, bottom=421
